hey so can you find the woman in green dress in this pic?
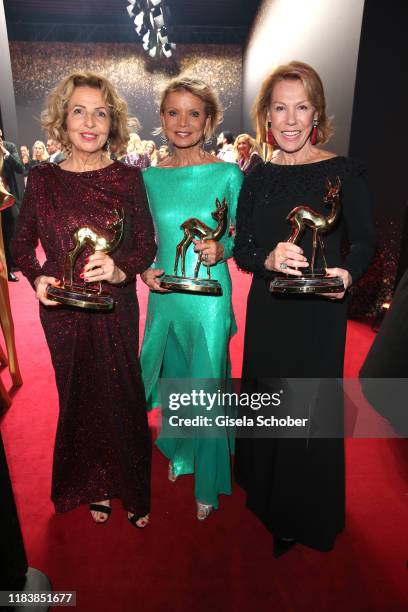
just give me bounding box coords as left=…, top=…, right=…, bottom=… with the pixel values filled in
left=141, top=77, right=243, bottom=519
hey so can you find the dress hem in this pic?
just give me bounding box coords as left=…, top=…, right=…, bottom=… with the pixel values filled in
left=52, top=493, right=150, bottom=516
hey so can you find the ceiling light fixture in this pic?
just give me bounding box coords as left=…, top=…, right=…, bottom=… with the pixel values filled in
left=126, top=0, right=176, bottom=59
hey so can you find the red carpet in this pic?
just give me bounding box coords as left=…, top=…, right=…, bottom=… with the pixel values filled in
left=1, top=263, right=407, bottom=612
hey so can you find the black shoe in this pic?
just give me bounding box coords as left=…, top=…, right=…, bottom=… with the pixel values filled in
left=8, top=272, right=19, bottom=282
left=89, top=503, right=111, bottom=524
left=128, top=513, right=149, bottom=529
left=273, top=537, right=296, bottom=558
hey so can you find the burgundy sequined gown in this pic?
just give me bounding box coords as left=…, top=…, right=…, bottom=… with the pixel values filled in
left=12, top=161, right=156, bottom=515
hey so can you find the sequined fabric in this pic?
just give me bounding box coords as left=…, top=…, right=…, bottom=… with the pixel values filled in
left=121, top=153, right=151, bottom=169
left=11, top=161, right=156, bottom=515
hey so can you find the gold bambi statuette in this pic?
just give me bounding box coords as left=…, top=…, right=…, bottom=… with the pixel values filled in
left=160, top=198, right=228, bottom=295
left=46, top=209, right=124, bottom=310
left=270, top=176, right=344, bottom=294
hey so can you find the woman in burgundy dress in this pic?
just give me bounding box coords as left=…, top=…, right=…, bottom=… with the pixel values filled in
left=12, top=72, right=156, bottom=527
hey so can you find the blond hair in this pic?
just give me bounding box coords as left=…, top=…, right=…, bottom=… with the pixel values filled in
left=143, top=139, right=158, bottom=162
left=127, top=133, right=143, bottom=155
left=41, top=71, right=130, bottom=156
left=253, top=61, right=333, bottom=145
left=233, top=133, right=262, bottom=160
left=158, top=76, right=223, bottom=140
left=32, top=140, right=49, bottom=160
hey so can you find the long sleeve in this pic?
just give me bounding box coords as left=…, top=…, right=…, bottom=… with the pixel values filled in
left=233, top=164, right=273, bottom=278
left=113, top=171, right=156, bottom=281
left=242, top=152, right=263, bottom=176
left=10, top=168, right=43, bottom=286
left=4, top=142, right=24, bottom=175
left=342, top=160, right=376, bottom=283
left=219, top=164, right=244, bottom=261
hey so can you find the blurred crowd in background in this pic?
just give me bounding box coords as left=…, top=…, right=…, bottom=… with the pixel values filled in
left=17, top=129, right=265, bottom=183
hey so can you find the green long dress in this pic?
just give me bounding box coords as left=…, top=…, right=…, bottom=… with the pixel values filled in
left=141, top=162, right=243, bottom=508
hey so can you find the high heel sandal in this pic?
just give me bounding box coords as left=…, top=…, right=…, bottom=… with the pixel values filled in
left=168, top=461, right=177, bottom=483
left=128, top=513, right=150, bottom=529
left=196, top=501, right=213, bottom=521
left=89, top=503, right=111, bottom=524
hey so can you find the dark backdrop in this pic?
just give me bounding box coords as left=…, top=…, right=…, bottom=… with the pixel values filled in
left=348, top=0, right=406, bottom=318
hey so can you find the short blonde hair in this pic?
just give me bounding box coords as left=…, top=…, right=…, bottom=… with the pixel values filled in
left=233, top=133, right=262, bottom=160
left=253, top=61, right=333, bottom=145
left=158, top=76, right=223, bottom=140
left=32, top=140, right=49, bottom=160
left=41, top=71, right=130, bottom=156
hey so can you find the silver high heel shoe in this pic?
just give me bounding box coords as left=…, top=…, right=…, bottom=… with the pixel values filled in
left=196, top=501, right=213, bottom=521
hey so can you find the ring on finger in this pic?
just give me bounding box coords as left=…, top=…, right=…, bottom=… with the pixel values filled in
left=280, top=262, right=288, bottom=270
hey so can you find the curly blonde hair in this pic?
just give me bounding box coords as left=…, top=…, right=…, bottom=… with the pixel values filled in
left=157, top=76, right=223, bottom=141
left=253, top=61, right=333, bottom=145
left=41, top=71, right=130, bottom=156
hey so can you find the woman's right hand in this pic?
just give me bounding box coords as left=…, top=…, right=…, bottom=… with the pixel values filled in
left=140, top=268, right=170, bottom=292
left=34, top=275, right=61, bottom=306
left=264, top=242, right=309, bottom=276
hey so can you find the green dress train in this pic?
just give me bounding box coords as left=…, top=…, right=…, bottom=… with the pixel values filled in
left=141, top=162, right=243, bottom=508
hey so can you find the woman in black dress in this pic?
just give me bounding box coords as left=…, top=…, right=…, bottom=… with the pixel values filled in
left=233, top=61, right=376, bottom=555
left=12, top=72, right=156, bottom=527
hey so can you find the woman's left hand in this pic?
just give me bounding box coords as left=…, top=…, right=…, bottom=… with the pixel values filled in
left=82, top=252, right=126, bottom=285
left=322, top=267, right=352, bottom=300
left=193, top=239, right=224, bottom=265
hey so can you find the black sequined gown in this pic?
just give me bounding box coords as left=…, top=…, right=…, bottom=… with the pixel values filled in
left=12, top=162, right=156, bottom=515
left=233, top=158, right=376, bottom=551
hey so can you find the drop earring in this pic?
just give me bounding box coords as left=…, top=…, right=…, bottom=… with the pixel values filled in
left=266, top=119, right=276, bottom=146
left=310, top=119, right=318, bottom=145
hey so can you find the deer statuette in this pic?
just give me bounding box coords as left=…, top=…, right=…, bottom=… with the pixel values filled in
left=286, top=176, right=341, bottom=273
left=174, top=198, right=228, bottom=280
left=63, top=208, right=124, bottom=287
